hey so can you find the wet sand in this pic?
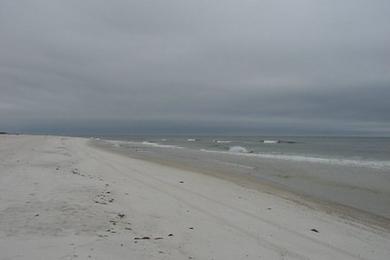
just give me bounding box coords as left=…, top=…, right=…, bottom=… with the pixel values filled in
left=95, top=139, right=390, bottom=222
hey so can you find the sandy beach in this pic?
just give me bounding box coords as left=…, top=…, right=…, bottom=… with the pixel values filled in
left=0, top=135, right=389, bottom=260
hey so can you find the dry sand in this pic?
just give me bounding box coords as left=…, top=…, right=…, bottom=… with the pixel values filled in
left=0, top=135, right=389, bottom=260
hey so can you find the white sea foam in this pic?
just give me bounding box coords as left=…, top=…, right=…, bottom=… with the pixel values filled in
left=140, top=141, right=183, bottom=149
left=105, top=140, right=182, bottom=149
left=187, top=138, right=197, bottom=142
left=201, top=149, right=390, bottom=170
left=214, top=140, right=232, bottom=144
left=228, top=146, right=249, bottom=153
left=263, top=140, right=279, bottom=144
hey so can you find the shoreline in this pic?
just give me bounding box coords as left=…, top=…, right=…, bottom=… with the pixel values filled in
left=92, top=138, right=390, bottom=231
left=1, top=134, right=389, bottom=259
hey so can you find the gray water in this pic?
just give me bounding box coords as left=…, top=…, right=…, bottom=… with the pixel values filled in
left=101, top=135, right=390, bottom=169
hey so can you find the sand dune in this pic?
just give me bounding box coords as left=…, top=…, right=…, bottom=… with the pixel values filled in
left=0, top=135, right=389, bottom=259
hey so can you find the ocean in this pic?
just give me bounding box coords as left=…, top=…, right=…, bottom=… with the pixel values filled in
left=101, top=135, right=390, bottom=169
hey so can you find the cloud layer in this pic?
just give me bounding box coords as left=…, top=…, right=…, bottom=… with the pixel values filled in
left=1, top=0, right=390, bottom=135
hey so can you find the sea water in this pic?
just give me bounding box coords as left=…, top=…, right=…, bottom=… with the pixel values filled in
left=102, top=136, right=390, bottom=169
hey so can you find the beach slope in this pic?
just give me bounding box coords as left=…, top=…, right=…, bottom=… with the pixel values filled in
left=0, top=135, right=389, bottom=259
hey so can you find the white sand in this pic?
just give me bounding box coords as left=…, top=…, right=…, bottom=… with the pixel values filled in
left=0, top=135, right=389, bottom=260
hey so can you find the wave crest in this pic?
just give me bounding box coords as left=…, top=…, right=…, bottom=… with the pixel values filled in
left=228, top=146, right=249, bottom=153
left=201, top=149, right=390, bottom=170
left=141, top=141, right=182, bottom=149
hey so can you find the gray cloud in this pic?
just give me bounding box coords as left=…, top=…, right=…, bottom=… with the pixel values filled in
left=1, top=0, right=390, bottom=135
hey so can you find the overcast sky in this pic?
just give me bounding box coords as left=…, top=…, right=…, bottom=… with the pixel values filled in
left=1, top=0, right=390, bottom=135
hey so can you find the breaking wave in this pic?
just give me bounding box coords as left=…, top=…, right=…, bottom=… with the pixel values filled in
left=140, top=141, right=183, bottom=149
left=201, top=149, right=390, bottom=170
left=228, top=146, right=249, bottom=153
left=214, top=140, right=232, bottom=144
